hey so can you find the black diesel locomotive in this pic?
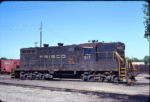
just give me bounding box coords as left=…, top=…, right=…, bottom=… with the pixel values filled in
left=13, top=41, right=135, bottom=82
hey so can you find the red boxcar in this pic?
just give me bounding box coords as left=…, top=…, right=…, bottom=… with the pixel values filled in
left=0, top=60, right=20, bottom=74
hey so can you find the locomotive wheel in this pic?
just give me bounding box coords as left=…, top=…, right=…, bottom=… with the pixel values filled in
left=35, top=74, right=40, bottom=80
left=98, top=76, right=104, bottom=82
left=22, top=75, right=26, bottom=80
left=26, top=76, right=30, bottom=80
left=44, top=74, right=51, bottom=80
left=103, top=76, right=110, bottom=82
left=88, top=75, right=94, bottom=82
left=41, top=75, right=45, bottom=80
left=113, top=77, right=119, bottom=83
left=26, top=74, right=32, bottom=80
left=38, top=73, right=43, bottom=80
left=103, top=75, right=112, bottom=82
left=48, top=75, right=53, bottom=80
left=20, top=74, right=27, bottom=80
left=25, top=76, right=29, bottom=80
left=106, top=75, right=112, bottom=82
left=32, top=73, right=36, bottom=80
left=20, top=72, right=25, bottom=80
left=103, top=77, right=108, bottom=82
left=111, top=75, right=118, bottom=83
left=29, top=73, right=33, bottom=80
left=20, top=75, right=25, bottom=80
left=35, top=76, right=39, bottom=80
left=82, top=75, right=88, bottom=81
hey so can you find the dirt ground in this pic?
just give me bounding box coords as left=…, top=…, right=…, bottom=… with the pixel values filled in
left=0, top=73, right=149, bottom=102
left=0, top=85, right=125, bottom=102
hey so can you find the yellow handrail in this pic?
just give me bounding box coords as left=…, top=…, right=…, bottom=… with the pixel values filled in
left=113, top=51, right=124, bottom=63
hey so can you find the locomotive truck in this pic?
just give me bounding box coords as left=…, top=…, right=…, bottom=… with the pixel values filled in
left=12, top=41, right=135, bottom=82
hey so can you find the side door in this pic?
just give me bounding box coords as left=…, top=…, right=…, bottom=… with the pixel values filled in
left=81, top=47, right=95, bottom=70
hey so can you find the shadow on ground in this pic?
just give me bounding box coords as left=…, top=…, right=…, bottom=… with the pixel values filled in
left=1, top=82, right=147, bottom=102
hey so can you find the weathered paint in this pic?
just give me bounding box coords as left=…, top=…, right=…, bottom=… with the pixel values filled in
left=0, top=60, right=20, bottom=73
left=16, top=42, right=125, bottom=72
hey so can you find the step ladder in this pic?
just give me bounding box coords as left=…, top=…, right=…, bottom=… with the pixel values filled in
left=114, top=51, right=126, bottom=81
left=119, top=59, right=131, bottom=81
left=119, top=67, right=127, bottom=81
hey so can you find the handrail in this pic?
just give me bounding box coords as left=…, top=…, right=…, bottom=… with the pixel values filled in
left=95, top=51, right=124, bottom=63
left=113, top=51, right=124, bottom=63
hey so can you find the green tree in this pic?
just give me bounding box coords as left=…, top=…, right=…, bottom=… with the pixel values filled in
left=143, top=56, right=150, bottom=65
left=125, top=57, right=130, bottom=60
left=143, top=2, right=150, bottom=40
left=143, top=2, right=150, bottom=66
left=131, top=58, right=140, bottom=62
left=0, top=57, right=8, bottom=60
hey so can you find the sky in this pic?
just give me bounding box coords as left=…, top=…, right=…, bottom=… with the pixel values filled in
left=0, top=1, right=149, bottom=59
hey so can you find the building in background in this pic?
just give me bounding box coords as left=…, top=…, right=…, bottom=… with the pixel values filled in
left=132, top=62, right=145, bottom=65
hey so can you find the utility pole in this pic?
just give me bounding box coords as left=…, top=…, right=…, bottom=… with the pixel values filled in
left=40, top=22, right=42, bottom=47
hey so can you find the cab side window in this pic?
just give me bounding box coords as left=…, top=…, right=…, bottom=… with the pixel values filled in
left=83, top=48, right=93, bottom=60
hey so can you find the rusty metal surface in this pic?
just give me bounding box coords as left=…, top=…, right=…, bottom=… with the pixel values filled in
left=17, top=42, right=125, bottom=72
left=79, top=43, right=97, bottom=47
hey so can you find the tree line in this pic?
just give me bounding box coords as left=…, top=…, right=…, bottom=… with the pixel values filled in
left=127, top=56, right=150, bottom=65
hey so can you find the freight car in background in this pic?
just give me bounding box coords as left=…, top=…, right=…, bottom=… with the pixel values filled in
left=12, top=41, right=135, bottom=83
left=0, top=59, right=20, bottom=74
left=132, top=62, right=149, bottom=74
